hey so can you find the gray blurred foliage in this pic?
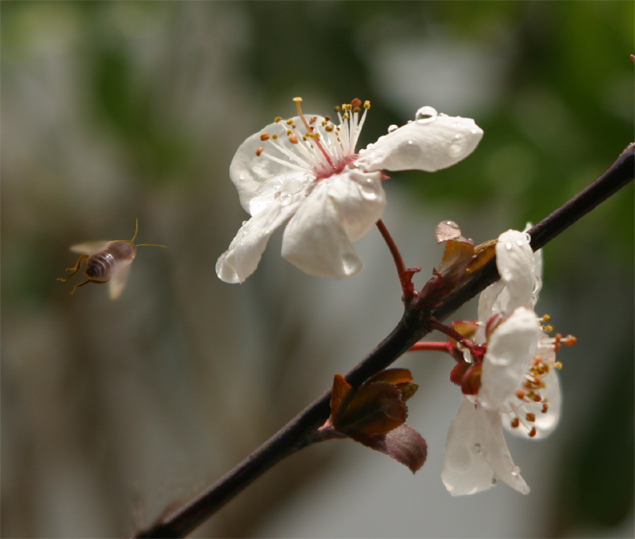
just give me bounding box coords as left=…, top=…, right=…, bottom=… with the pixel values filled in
left=2, top=2, right=633, bottom=538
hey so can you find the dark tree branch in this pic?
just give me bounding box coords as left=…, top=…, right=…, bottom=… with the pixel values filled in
left=133, top=143, right=634, bottom=539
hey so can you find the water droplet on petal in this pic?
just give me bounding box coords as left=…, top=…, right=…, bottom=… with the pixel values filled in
left=387, top=124, right=399, bottom=133
left=415, top=106, right=438, bottom=124
left=447, top=134, right=467, bottom=158
left=471, top=443, right=483, bottom=455
left=517, top=240, right=525, bottom=246
left=505, top=242, right=513, bottom=250
left=239, top=174, right=246, bottom=182
left=435, top=220, right=462, bottom=243
left=279, top=192, right=292, bottom=206
left=511, top=466, right=521, bottom=477
left=281, top=178, right=302, bottom=195
left=358, top=176, right=378, bottom=200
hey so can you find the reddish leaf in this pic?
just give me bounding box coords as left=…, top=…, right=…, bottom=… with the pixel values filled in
left=438, top=239, right=475, bottom=285
left=330, top=374, right=354, bottom=420
left=335, top=381, right=407, bottom=435
left=466, top=239, right=497, bottom=274
left=352, top=424, right=428, bottom=474
left=366, top=368, right=418, bottom=402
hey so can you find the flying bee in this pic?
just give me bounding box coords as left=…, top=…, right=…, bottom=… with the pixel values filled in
left=57, top=219, right=167, bottom=299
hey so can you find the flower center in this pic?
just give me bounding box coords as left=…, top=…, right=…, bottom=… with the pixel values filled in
left=255, top=97, right=371, bottom=181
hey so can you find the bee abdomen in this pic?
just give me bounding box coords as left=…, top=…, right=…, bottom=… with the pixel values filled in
left=86, top=251, right=116, bottom=279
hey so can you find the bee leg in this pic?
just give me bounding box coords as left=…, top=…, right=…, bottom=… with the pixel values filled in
left=57, top=254, right=89, bottom=282
left=69, top=277, right=110, bottom=295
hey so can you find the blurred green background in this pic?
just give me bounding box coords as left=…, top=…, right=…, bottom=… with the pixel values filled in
left=2, top=2, right=633, bottom=538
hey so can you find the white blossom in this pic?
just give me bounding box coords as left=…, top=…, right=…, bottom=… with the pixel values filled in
left=442, top=229, right=564, bottom=496
left=216, top=100, right=483, bottom=283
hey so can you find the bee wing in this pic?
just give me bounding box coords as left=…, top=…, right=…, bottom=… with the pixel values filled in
left=70, top=241, right=110, bottom=255
left=108, top=262, right=133, bottom=300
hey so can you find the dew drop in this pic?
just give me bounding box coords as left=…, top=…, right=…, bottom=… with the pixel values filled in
left=471, top=443, right=483, bottom=455
left=281, top=178, right=302, bottom=195
left=359, top=176, right=378, bottom=200
left=447, top=134, right=467, bottom=158
left=435, top=220, right=462, bottom=243
left=511, top=465, right=521, bottom=477
left=491, top=477, right=499, bottom=486
left=387, top=124, right=399, bottom=133
left=517, top=240, right=525, bottom=247
left=415, top=106, right=438, bottom=124
left=239, top=174, right=246, bottom=182
left=279, top=192, right=292, bottom=206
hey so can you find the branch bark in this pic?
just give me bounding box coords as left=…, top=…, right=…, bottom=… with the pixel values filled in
left=133, top=143, right=634, bottom=539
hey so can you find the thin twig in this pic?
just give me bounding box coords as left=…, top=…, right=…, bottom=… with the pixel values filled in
left=133, top=143, right=634, bottom=539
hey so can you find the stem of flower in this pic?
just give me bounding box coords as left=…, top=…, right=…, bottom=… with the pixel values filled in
left=132, top=143, right=634, bottom=539
left=409, top=341, right=453, bottom=353
left=426, top=319, right=485, bottom=359
left=375, top=219, right=419, bottom=301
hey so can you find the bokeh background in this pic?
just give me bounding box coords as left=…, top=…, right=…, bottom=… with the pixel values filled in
left=2, top=2, right=633, bottom=538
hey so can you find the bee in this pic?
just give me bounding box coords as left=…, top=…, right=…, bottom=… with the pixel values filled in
left=57, top=219, right=166, bottom=299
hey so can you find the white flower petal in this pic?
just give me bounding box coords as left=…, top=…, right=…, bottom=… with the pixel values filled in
left=474, top=401, right=530, bottom=495
left=216, top=198, right=302, bottom=283
left=229, top=116, right=324, bottom=212
left=442, top=397, right=496, bottom=496
left=443, top=397, right=530, bottom=496
left=356, top=113, right=483, bottom=173
left=476, top=279, right=506, bottom=342
left=281, top=169, right=385, bottom=279
left=326, top=168, right=386, bottom=241
left=479, top=307, right=541, bottom=411
left=495, top=230, right=535, bottom=313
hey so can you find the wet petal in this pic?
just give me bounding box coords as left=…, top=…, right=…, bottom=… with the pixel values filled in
left=442, top=397, right=497, bottom=495
left=356, top=112, right=483, bottom=173
left=474, top=401, right=530, bottom=494
left=479, top=307, right=541, bottom=411
left=281, top=169, right=386, bottom=279
left=442, top=397, right=530, bottom=495
left=216, top=198, right=301, bottom=283
left=495, top=230, right=535, bottom=313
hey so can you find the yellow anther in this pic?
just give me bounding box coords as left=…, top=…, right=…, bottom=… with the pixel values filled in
left=325, top=125, right=334, bottom=132
left=287, top=129, right=293, bottom=135
left=334, top=106, right=341, bottom=112
left=343, top=112, right=350, bottom=119
left=286, top=118, right=294, bottom=125
left=260, top=133, right=270, bottom=141
left=274, top=116, right=282, bottom=123
left=542, top=314, right=551, bottom=322
left=293, top=96, right=303, bottom=103
left=288, top=134, right=298, bottom=144
left=555, top=361, right=563, bottom=370
left=542, top=324, right=554, bottom=333
left=256, top=146, right=264, bottom=157
left=272, top=134, right=279, bottom=140
left=364, top=100, right=371, bottom=109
